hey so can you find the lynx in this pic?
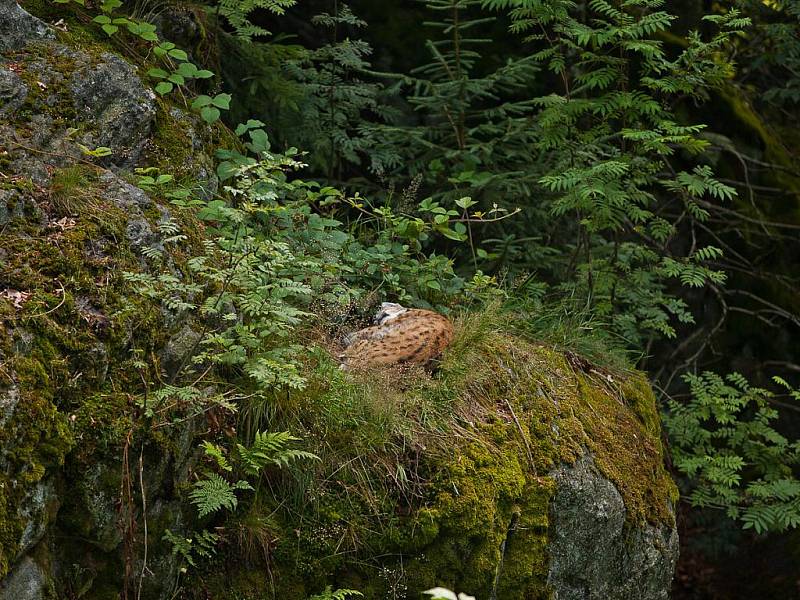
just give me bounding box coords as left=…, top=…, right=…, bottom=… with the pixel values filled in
left=339, top=302, right=454, bottom=369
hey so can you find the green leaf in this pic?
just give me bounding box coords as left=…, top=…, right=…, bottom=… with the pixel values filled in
left=155, top=81, right=174, bottom=95
left=200, top=106, right=221, bottom=123
left=168, top=48, right=189, bottom=61
left=77, top=144, right=113, bottom=157
left=439, top=227, right=466, bottom=241
left=235, top=119, right=266, bottom=135
left=455, top=196, right=476, bottom=209
left=192, top=95, right=213, bottom=109
left=247, top=129, right=270, bottom=154
left=211, top=93, right=232, bottom=109
left=100, top=0, right=122, bottom=12
left=176, top=62, right=199, bottom=78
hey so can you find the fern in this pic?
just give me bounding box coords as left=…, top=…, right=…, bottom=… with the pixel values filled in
left=664, top=372, right=800, bottom=534
left=236, top=430, right=318, bottom=476
left=163, top=529, right=220, bottom=567
left=202, top=441, right=232, bottom=472
left=216, top=0, right=296, bottom=41
left=189, top=473, right=253, bottom=518
left=307, top=587, right=363, bottom=600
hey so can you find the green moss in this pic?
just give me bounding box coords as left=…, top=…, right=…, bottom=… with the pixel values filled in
left=6, top=42, right=83, bottom=133
left=0, top=356, right=73, bottom=578
left=399, top=430, right=553, bottom=599
left=145, top=104, right=198, bottom=177
left=0, top=159, right=174, bottom=581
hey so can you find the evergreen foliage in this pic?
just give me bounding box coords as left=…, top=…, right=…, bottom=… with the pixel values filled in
left=261, top=0, right=747, bottom=346
left=279, top=4, right=392, bottom=177
left=733, top=0, right=800, bottom=106
left=468, top=0, right=741, bottom=344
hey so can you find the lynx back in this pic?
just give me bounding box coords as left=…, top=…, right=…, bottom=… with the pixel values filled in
left=340, top=304, right=454, bottom=369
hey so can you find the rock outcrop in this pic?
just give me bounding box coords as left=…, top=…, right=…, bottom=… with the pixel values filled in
left=548, top=456, right=678, bottom=600
left=0, top=0, right=52, bottom=53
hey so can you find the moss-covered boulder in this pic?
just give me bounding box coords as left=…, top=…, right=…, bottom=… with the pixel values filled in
left=0, top=3, right=679, bottom=599
left=216, top=323, right=678, bottom=600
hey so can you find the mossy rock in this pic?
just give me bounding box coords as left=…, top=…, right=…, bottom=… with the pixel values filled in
left=0, top=1, right=207, bottom=590
left=196, top=312, right=678, bottom=600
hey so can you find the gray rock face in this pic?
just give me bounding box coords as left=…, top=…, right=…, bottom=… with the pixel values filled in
left=0, top=384, right=20, bottom=428
left=161, top=325, right=203, bottom=376
left=0, top=40, right=156, bottom=174
left=76, top=464, right=125, bottom=552
left=0, top=0, right=53, bottom=52
left=0, top=67, right=27, bottom=116
left=169, top=108, right=219, bottom=199
left=70, top=53, right=157, bottom=167
left=99, top=170, right=152, bottom=210
left=17, top=480, right=58, bottom=557
left=0, top=7, right=211, bottom=598
left=0, top=556, right=49, bottom=600
left=0, top=189, right=25, bottom=225
left=547, top=455, right=679, bottom=600
left=96, top=171, right=174, bottom=256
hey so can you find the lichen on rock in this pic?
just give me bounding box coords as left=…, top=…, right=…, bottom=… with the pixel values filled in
left=548, top=455, right=678, bottom=600
left=0, top=0, right=53, bottom=53
left=0, top=67, right=27, bottom=116
left=69, top=52, right=157, bottom=168
left=0, top=555, right=50, bottom=600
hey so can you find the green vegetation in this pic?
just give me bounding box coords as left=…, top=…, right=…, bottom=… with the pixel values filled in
left=665, top=372, right=800, bottom=534
left=3, top=0, right=800, bottom=596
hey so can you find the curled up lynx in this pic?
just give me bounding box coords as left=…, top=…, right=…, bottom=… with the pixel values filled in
left=339, top=303, right=454, bottom=370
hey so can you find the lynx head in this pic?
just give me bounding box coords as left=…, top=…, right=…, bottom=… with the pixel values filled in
left=374, top=302, right=407, bottom=325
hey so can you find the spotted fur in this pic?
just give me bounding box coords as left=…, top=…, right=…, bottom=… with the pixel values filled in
left=340, top=304, right=454, bottom=369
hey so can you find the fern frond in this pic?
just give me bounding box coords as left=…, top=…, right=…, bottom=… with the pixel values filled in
left=189, top=473, right=252, bottom=518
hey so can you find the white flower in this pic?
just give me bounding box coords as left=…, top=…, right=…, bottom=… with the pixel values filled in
left=423, top=588, right=476, bottom=600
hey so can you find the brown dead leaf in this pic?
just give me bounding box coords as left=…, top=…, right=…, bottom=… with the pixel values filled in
left=51, top=217, right=77, bottom=231
left=0, top=289, right=31, bottom=309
